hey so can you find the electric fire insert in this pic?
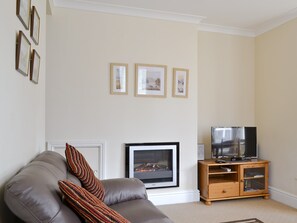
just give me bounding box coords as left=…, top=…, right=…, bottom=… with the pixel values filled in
left=125, top=142, right=179, bottom=189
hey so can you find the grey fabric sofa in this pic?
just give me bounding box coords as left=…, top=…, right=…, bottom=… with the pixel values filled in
left=4, top=151, right=173, bottom=223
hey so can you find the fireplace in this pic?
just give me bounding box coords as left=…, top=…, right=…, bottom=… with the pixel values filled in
left=125, top=142, right=179, bottom=189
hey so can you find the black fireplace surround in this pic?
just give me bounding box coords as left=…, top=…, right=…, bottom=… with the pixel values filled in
left=125, top=142, right=179, bottom=189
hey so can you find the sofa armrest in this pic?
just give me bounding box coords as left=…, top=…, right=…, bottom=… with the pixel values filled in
left=101, top=178, right=147, bottom=206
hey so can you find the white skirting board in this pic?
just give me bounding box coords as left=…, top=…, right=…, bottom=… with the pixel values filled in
left=148, top=190, right=200, bottom=206
left=269, top=186, right=297, bottom=209
left=148, top=187, right=297, bottom=207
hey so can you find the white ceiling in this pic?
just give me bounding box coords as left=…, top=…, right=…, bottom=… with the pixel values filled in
left=53, top=0, right=297, bottom=36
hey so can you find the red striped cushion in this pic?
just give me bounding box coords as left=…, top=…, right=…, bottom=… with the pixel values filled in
left=58, top=180, right=130, bottom=223
left=65, top=143, right=105, bottom=201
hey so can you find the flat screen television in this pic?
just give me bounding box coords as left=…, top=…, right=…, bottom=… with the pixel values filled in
left=211, top=127, right=257, bottom=160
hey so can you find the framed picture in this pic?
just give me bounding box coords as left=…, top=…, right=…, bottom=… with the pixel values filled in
left=30, top=50, right=41, bottom=84
left=110, top=63, right=128, bottom=95
left=30, top=6, right=40, bottom=45
left=16, top=31, right=31, bottom=76
left=16, top=0, right=31, bottom=30
left=172, top=68, right=189, bottom=98
left=135, top=64, right=167, bottom=97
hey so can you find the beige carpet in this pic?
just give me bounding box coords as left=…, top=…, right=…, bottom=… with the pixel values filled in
left=158, top=198, right=297, bottom=223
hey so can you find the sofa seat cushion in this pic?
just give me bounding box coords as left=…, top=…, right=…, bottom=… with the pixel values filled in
left=110, top=199, right=173, bottom=223
left=58, top=180, right=130, bottom=223
left=65, top=143, right=105, bottom=200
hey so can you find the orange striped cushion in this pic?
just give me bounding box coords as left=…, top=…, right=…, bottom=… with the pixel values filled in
left=58, top=180, right=130, bottom=223
left=65, top=143, right=105, bottom=201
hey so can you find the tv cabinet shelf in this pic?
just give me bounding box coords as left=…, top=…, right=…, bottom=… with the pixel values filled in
left=209, top=170, right=237, bottom=175
left=209, top=178, right=237, bottom=184
left=198, top=159, right=269, bottom=205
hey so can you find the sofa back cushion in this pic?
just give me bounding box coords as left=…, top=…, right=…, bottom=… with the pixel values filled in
left=4, top=151, right=82, bottom=223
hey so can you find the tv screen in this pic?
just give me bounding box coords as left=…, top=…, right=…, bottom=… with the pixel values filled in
left=211, top=127, right=257, bottom=159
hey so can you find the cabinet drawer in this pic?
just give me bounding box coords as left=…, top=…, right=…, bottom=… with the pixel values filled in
left=209, top=182, right=239, bottom=199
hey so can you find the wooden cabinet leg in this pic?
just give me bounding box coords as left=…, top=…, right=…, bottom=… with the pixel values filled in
left=205, top=200, right=212, bottom=205
left=264, top=195, right=270, bottom=200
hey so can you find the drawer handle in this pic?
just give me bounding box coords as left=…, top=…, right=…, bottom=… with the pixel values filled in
left=222, top=190, right=227, bottom=193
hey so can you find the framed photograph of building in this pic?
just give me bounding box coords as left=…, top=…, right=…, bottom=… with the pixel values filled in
left=110, top=63, right=128, bottom=95
left=16, top=0, right=31, bottom=30
left=172, top=68, right=189, bottom=98
left=16, top=31, right=31, bottom=76
left=135, top=64, right=167, bottom=97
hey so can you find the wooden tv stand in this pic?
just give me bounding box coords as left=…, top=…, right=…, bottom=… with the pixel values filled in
left=198, top=159, right=269, bottom=205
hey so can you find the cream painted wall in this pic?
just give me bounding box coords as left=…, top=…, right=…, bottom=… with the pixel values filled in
left=198, top=31, right=255, bottom=158
left=0, top=0, right=46, bottom=222
left=46, top=8, right=198, bottom=195
left=256, top=18, right=297, bottom=195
